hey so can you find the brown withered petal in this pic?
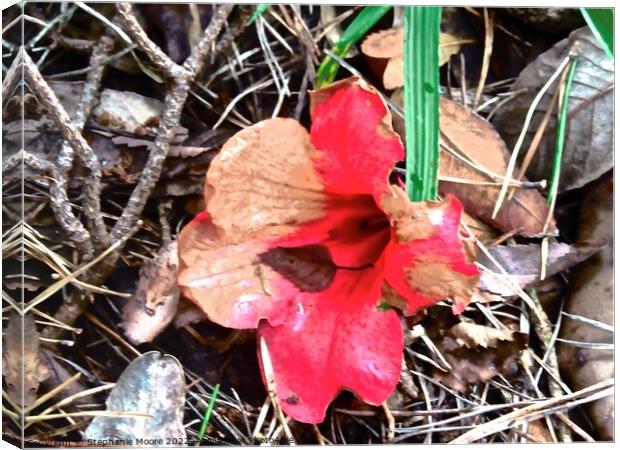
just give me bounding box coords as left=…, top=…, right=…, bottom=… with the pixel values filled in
left=381, top=188, right=480, bottom=315
left=205, top=118, right=326, bottom=242
left=177, top=213, right=298, bottom=329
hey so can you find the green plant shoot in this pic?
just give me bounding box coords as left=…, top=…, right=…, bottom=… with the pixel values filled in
left=316, top=6, right=391, bottom=87
left=403, top=7, right=442, bottom=202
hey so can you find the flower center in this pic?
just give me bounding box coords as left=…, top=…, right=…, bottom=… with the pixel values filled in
left=258, top=194, right=390, bottom=292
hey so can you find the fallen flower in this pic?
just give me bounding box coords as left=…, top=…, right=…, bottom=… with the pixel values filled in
left=177, top=77, right=479, bottom=423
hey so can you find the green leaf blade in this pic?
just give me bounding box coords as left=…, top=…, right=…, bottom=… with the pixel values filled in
left=404, top=7, right=442, bottom=202
left=581, top=8, right=614, bottom=59
left=248, top=4, right=270, bottom=25
left=316, top=6, right=391, bottom=87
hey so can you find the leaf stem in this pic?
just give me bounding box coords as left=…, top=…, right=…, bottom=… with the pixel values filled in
left=404, top=7, right=441, bottom=202
left=547, top=58, right=578, bottom=207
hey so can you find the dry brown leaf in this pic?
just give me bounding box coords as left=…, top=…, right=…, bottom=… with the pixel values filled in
left=391, top=91, right=555, bottom=237
left=494, top=27, right=613, bottom=192
left=361, top=28, right=404, bottom=59
left=461, top=212, right=498, bottom=243
left=383, top=57, right=405, bottom=90
left=449, top=321, right=515, bottom=348
left=2, top=312, right=49, bottom=406
left=433, top=322, right=527, bottom=392
left=361, top=28, right=465, bottom=89
left=121, top=241, right=181, bottom=345
left=438, top=97, right=556, bottom=237
left=526, top=419, right=553, bottom=443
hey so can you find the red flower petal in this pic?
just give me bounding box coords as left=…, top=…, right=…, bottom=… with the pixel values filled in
left=381, top=188, right=480, bottom=314
left=177, top=212, right=299, bottom=329
left=258, top=268, right=402, bottom=423
left=309, top=77, right=404, bottom=201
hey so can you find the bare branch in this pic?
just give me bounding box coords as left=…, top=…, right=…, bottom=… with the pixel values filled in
left=183, top=4, right=235, bottom=78
left=115, top=3, right=181, bottom=78
left=2, top=49, right=22, bottom=103
left=22, top=49, right=110, bottom=251
left=18, top=149, right=95, bottom=259
left=110, top=4, right=234, bottom=242
left=45, top=4, right=236, bottom=337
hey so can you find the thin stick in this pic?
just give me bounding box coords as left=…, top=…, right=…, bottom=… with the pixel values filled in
left=115, top=3, right=178, bottom=77
left=473, top=8, right=494, bottom=109
left=450, top=379, right=613, bottom=443
left=23, top=49, right=109, bottom=254
left=259, top=337, right=295, bottom=445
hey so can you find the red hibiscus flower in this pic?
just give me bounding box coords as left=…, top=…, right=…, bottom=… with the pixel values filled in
left=177, top=77, right=479, bottom=423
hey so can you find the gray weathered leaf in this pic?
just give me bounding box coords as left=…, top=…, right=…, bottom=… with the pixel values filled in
left=478, top=241, right=602, bottom=296
left=493, top=26, right=614, bottom=192
left=85, top=352, right=186, bottom=444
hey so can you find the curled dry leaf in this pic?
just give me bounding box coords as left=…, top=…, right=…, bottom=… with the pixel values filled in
left=361, top=27, right=466, bottom=90
left=433, top=322, right=527, bottom=392
left=558, top=174, right=613, bottom=440
left=177, top=77, right=479, bottom=423
left=122, top=241, right=181, bottom=345
left=2, top=312, right=49, bottom=406
left=493, top=27, right=613, bottom=193
left=478, top=240, right=602, bottom=296
left=85, top=352, right=186, bottom=443
left=392, top=91, right=556, bottom=237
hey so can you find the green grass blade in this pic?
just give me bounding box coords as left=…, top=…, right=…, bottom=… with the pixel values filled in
left=581, top=8, right=613, bottom=59
left=403, top=7, right=441, bottom=202
left=198, top=383, right=221, bottom=441
left=316, top=6, right=391, bottom=87
left=248, top=4, right=270, bottom=25
left=547, top=58, right=578, bottom=206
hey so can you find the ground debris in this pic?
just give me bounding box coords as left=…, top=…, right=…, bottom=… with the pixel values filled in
left=432, top=320, right=527, bottom=392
